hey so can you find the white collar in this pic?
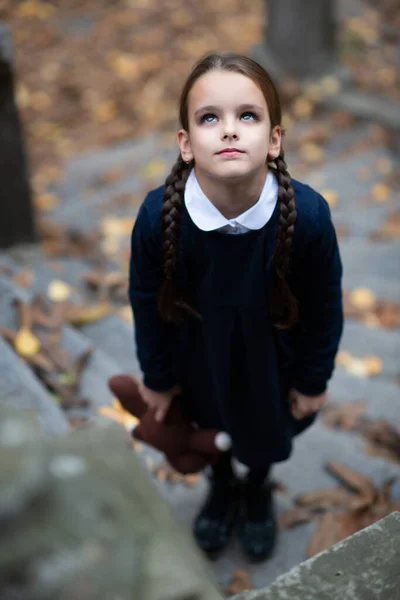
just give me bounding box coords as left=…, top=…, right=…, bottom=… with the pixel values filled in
left=184, top=169, right=278, bottom=232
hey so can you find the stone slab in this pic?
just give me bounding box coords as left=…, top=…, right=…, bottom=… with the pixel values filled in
left=232, top=512, right=400, bottom=600
left=339, top=239, right=400, bottom=283
left=0, top=336, right=69, bottom=437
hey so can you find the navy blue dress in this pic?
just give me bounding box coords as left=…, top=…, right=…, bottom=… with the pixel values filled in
left=129, top=179, right=344, bottom=469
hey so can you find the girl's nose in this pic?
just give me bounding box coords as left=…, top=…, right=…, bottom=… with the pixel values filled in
left=222, top=129, right=238, bottom=140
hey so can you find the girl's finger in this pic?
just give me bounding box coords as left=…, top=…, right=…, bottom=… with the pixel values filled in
left=155, top=406, right=165, bottom=423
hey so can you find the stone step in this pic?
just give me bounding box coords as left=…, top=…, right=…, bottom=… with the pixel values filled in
left=339, top=319, right=400, bottom=382
left=0, top=276, right=124, bottom=419
left=339, top=238, right=400, bottom=289
left=0, top=336, right=69, bottom=437
left=328, top=367, right=400, bottom=429
left=6, top=255, right=142, bottom=377
left=304, top=146, right=398, bottom=237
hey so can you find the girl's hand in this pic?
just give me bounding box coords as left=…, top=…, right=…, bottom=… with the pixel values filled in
left=138, top=382, right=182, bottom=423
left=289, top=388, right=327, bottom=420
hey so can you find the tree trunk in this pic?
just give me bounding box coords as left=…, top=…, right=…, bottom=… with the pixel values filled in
left=263, top=0, right=337, bottom=79
left=0, top=23, right=36, bottom=249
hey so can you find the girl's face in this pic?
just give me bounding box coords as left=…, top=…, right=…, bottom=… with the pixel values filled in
left=178, top=70, right=281, bottom=183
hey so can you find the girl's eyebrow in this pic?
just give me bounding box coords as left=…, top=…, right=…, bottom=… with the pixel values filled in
left=194, top=103, right=265, bottom=117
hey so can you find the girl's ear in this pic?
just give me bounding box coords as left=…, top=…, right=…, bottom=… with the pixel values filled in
left=268, top=125, right=282, bottom=160
left=177, top=129, right=193, bottom=164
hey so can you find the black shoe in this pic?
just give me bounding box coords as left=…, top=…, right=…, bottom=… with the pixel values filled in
left=193, top=476, right=240, bottom=557
left=238, top=479, right=277, bottom=561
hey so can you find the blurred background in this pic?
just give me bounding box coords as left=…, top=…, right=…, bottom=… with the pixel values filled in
left=0, top=0, right=399, bottom=595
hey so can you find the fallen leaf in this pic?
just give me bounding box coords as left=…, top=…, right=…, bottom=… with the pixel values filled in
left=13, top=268, right=34, bottom=289
left=292, top=96, right=314, bottom=119
left=14, top=328, right=41, bottom=357
left=372, top=183, right=391, bottom=202
left=364, top=356, right=383, bottom=376
left=349, top=288, right=376, bottom=310
left=325, top=462, right=376, bottom=499
left=322, top=401, right=367, bottom=430
left=295, top=487, right=353, bottom=510
left=278, top=506, right=315, bottom=530
left=306, top=512, right=345, bottom=557
left=183, top=474, right=201, bottom=487
left=321, top=189, right=339, bottom=207
left=224, top=569, right=252, bottom=595
left=63, top=302, right=111, bottom=326
left=299, top=142, right=325, bottom=164
left=48, top=280, right=72, bottom=302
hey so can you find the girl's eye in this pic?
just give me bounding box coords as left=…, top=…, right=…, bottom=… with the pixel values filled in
left=241, top=112, right=258, bottom=121
left=200, top=113, right=217, bottom=123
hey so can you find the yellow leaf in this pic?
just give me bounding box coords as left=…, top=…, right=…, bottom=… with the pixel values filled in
left=349, top=288, right=376, bottom=310
left=336, top=351, right=352, bottom=367
left=141, top=158, right=169, bottom=180
left=372, top=183, right=391, bottom=203
left=299, top=143, right=325, bottom=164
left=108, top=52, right=140, bottom=81
left=183, top=474, right=201, bottom=487
left=346, top=358, right=368, bottom=378
left=31, top=91, right=51, bottom=111
left=292, top=97, right=314, bottom=119
left=35, top=192, right=60, bottom=211
left=67, top=304, right=110, bottom=327
left=98, top=399, right=138, bottom=431
left=101, top=237, right=120, bottom=256
left=14, top=328, right=40, bottom=357
left=320, top=76, right=341, bottom=96
left=101, top=216, right=132, bottom=237
left=321, top=189, right=339, bottom=207
left=48, top=280, right=72, bottom=302
left=118, top=305, right=133, bottom=324
left=93, top=101, right=117, bottom=123
left=364, top=356, right=383, bottom=376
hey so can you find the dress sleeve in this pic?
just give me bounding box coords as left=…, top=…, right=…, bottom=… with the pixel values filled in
left=292, top=195, right=344, bottom=395
left=129, top=200, right=178, bottom=392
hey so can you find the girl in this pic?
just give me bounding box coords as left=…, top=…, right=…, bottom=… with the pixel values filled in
left=129, top=53, right=343, bottom=561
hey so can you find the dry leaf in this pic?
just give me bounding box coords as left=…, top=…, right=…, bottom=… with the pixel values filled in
left=224, top=569, right=252, bottom=595
left=299, top=143, right=325, bottom=164
left=278, top=506, right=315, bottom=530
left=292, top=97, right=314, bottom=119
left=321, top=189, right=339, bottom=207
left=349, top=288, right=376, bottom=310
left=13, top=268, right=34, bottom=289
left=322, top=401, right=367, bottom=430
left=14, top=328, right=41, bottom=357
left=325, top=462, right=376, bottom=499
left=48, top=280, right=72, bottom=302
left=295, top=487, right=353, bottom=510
left=372, top=183, right=391, bottom=202
left=63, top=302, right=111, bottom=326
left=364, top=356, right=383, bottom=376
left=183, top=474, right=201, bottom=487
left=306, top=512, right=345, bottom=557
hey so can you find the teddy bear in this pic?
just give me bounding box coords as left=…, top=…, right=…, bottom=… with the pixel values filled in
left=108, top=374, right=231, bottom=475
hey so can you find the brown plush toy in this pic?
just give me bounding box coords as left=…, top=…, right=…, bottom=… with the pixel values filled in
left=108, top=374, right=231, bottom=475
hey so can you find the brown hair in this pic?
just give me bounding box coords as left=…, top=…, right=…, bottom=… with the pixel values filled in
left=158, top=52, right=298, bottom=328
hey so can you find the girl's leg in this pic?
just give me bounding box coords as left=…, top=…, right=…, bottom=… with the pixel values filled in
left=193, top=450, right=240, bottom=556
left=239, top=465, right=277, bottom=561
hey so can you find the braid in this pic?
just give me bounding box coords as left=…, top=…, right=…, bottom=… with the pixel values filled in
left=157, top=154, right=200, bottom=323
left=269, top=149, right=299, bottom=329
